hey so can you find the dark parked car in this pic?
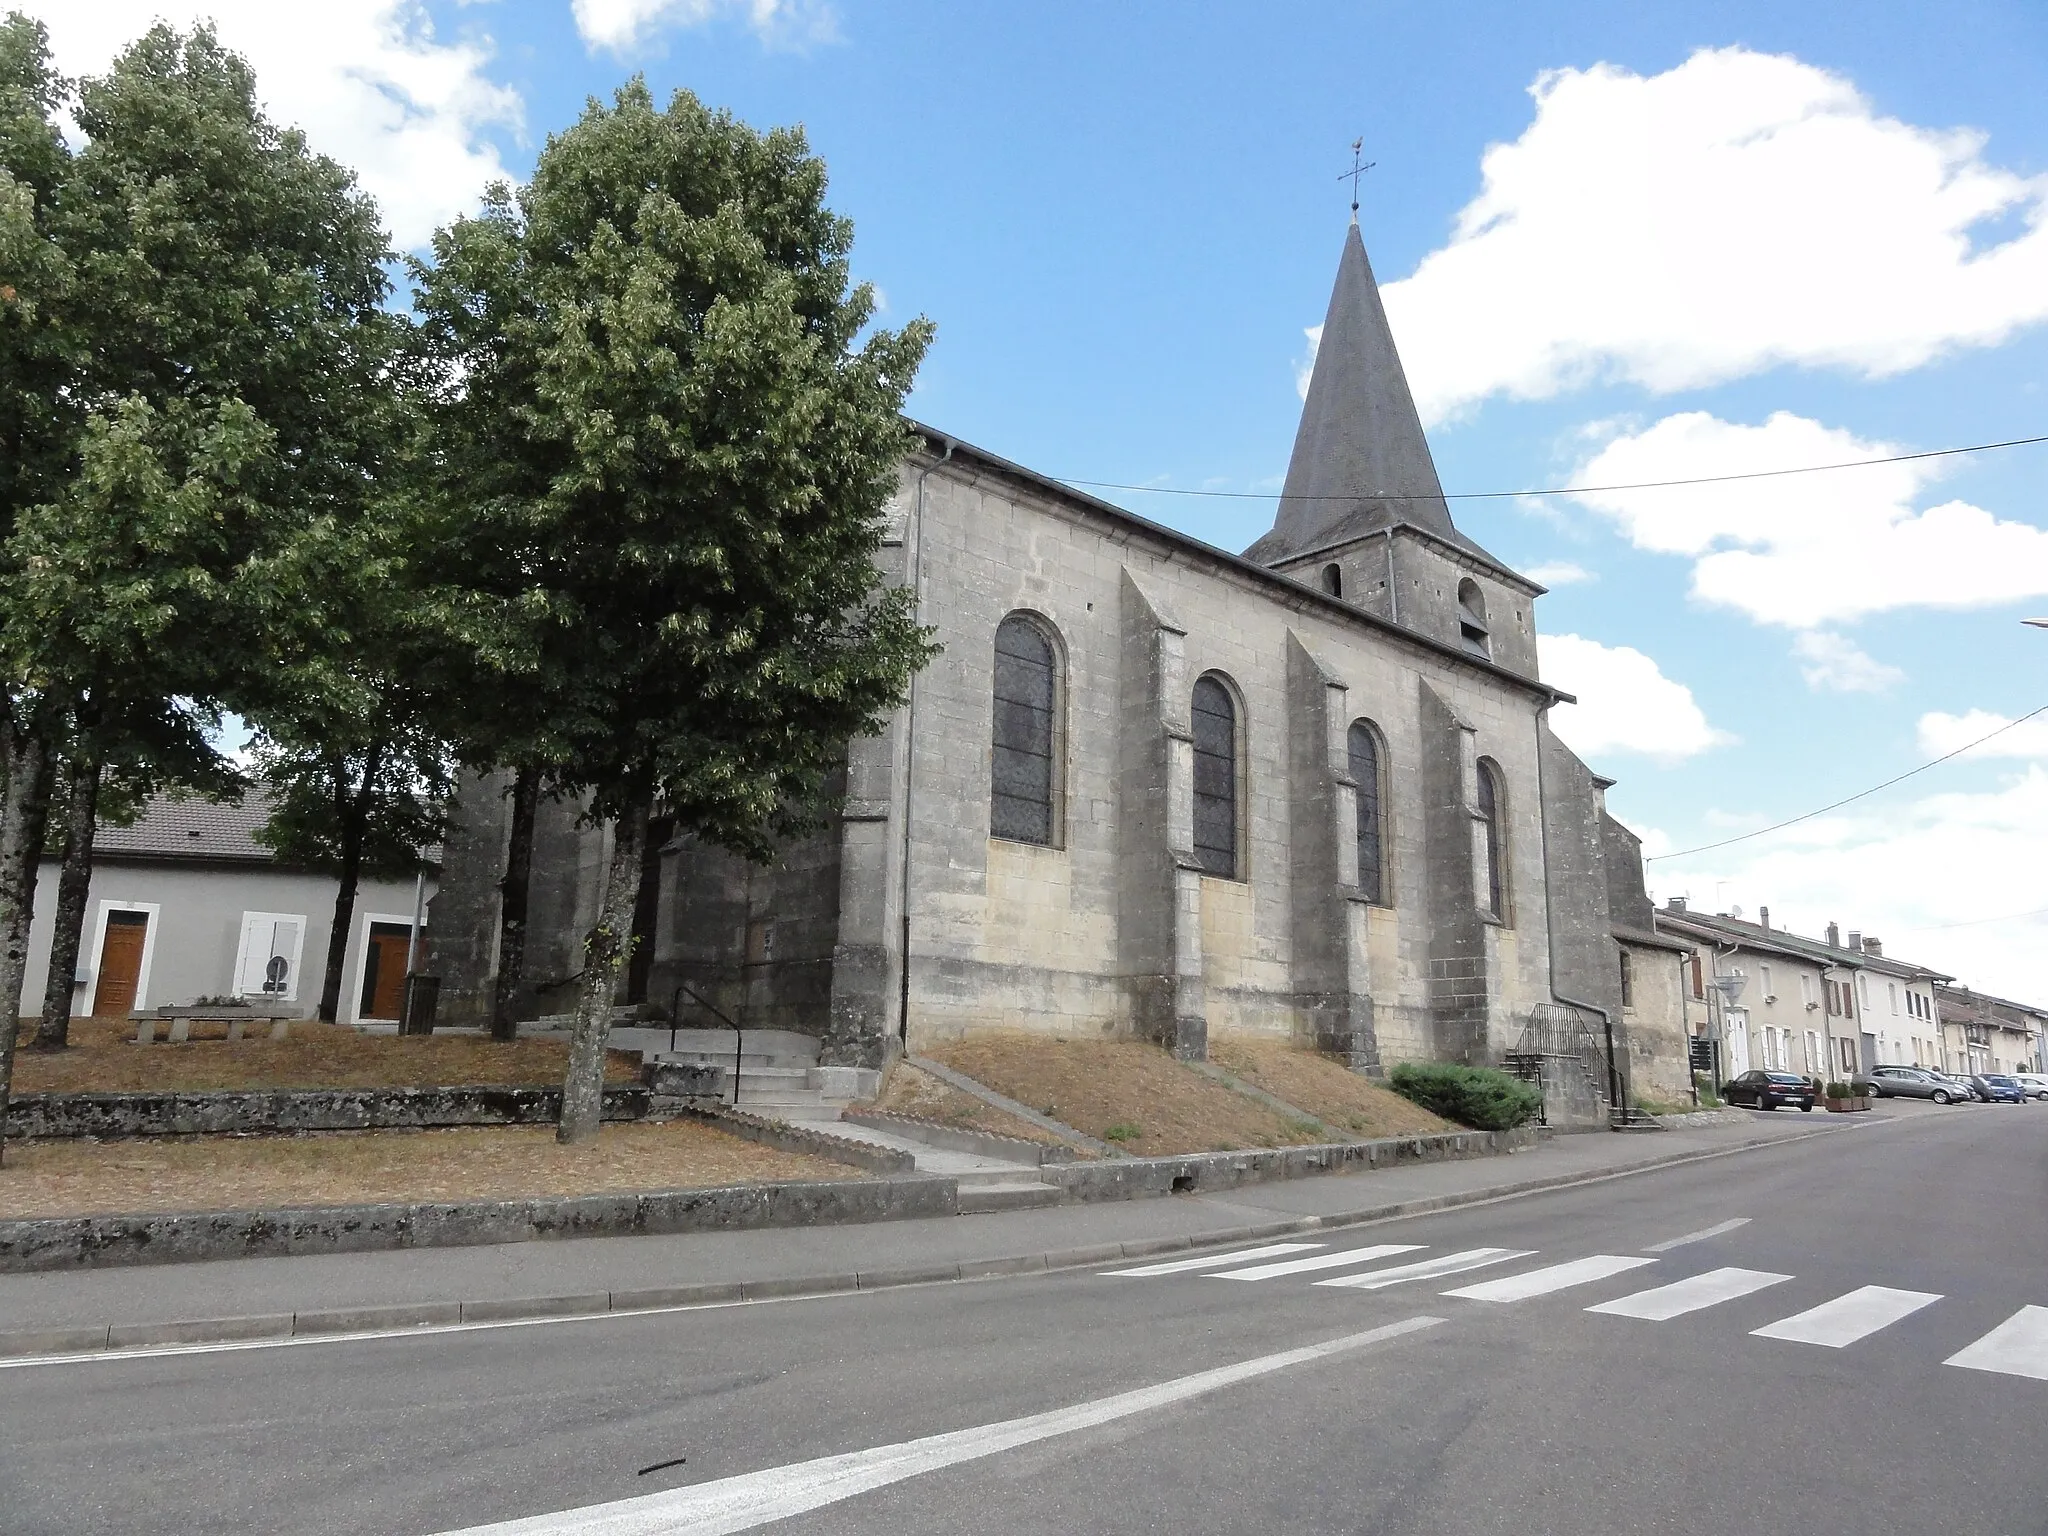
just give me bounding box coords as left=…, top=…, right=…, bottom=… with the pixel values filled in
left=1868, top=1066, right=1966, bottom=1103
left=1721, top=1070, right=1816, bottom=1111
left=1973, top=1074, right=2026, bottom=1103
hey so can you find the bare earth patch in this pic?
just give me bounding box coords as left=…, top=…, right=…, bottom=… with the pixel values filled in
left=0, top=1120, right=857, bottom=1219
left=1208, top=1040, right=1455, bottom=1139
left=859, top=1061, right=1073, bottom=1148
left=923, top=1034, right=1326, bottom=1156
left=12, top=1015, right=640, bottom=1095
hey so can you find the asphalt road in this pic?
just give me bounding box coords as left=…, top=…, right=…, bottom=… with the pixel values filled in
left=4, top=1102, right=2044, bottom=1536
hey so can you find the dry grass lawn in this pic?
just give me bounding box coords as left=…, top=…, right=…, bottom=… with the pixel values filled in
left=860, top=1061, right=1075, bottom=1148
left=1208, top=1040, right=1455, bottom=1139
left=0, top=1120, right=857, bottom=1219
left=924, top=1034, right=1326, bottom=1156
left=12, top=1015, right=641, bottom=1095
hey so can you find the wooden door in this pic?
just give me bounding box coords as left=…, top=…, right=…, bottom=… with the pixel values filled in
left=91, top=910, right=149, bottom=1016
left=360, top=924, right=412, bottom=1020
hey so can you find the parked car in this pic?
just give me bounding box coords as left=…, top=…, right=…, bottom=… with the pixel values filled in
left=1973, top=1074, right=2027, bottom=1104
left=1930, top=1072, right=1987, bottom=1101
left=1867, top=1066, right=1965, bottom=1103
left=1720, top=1070, right=1816, bottom=1111
left=2008, top=1072, right=2048, bottom=1100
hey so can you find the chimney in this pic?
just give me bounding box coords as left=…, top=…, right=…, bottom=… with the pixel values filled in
left=1825, top=921, right=1840, bottom=947
left=1847, top=929, right=1861, bottom=954
left=1759, top=906, right=1771, bottom=929
left=1863, top=937, right=1882, bottom=956
left=1668, top=896, right=1688, bottom=913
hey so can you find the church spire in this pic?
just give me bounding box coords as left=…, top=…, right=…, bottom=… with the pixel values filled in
left=1245, top=222, right=1462, bottom=564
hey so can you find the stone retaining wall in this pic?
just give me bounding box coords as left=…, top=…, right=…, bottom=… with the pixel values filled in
left=1044, top=1125, right=1541, bottom=1201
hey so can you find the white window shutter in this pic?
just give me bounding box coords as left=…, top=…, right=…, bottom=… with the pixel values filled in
left=236, top=913, right=307, bottom=1002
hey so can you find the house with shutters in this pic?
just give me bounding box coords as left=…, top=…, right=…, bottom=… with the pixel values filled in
left=425, top=219, right=1691, bottom=1105
left=18, top=793, right=434, bottom=1026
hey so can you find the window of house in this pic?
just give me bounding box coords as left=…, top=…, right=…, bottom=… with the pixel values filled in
left=1858, top=974, right=1869, bottom=1009
left=1457, top=579, right=1490, bottom=659
left=1888, top=982, right=1897, bottom=1015
left=1619, top=950, right=1634, bottom=1008
left=1475, top=758, right=1508, bottom=920
left=1191, top=673, right=1241, bottom=879
left=1690, top=953, right=1704, bottom=1000
left=990, top=613, right=1062, bottom=846
left=1800, top=973, right=1816, bottom=1008
left=1838, top=1037, right=1859, bottom=1075
left=1348, top=719, right=1386, bottom=904
left=1760, top=963, right=1773, bottom=999
left=235, top=912, right=307, bottom=1001
left=1321, top=563, right=1342, bottom=597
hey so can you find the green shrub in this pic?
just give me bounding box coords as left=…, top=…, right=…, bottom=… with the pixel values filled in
left=1692, top=1071, right=1721, bottom=1107
left=1103, top=1122, right=1142, bottom=1143
left=1824, top=1081, right=1850, bottom=1098
left=1387, top=1062, right=1542, bottom=1131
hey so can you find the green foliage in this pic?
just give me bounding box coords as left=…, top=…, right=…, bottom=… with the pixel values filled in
left=1103, top=1122, right=1142, bottom=1143
left=1387, top=1061, right=1543, bottom=1131
left=407, top=79, right=937, bottom=844
left=1824, top=1080, right=1850, bottom=1098
left=1691, top=1071, right=1721, bottom=1107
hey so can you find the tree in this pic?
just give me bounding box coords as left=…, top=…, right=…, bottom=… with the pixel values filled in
left=411, top=83, right=935, bottom=1141
left=0, top=19, right=394, bottom=1157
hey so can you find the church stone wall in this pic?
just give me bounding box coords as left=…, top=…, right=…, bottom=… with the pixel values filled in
left=894, top=457, right=1559, bottom=1064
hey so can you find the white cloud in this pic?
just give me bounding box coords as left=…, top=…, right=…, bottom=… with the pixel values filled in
left=1525, top=560, right=1593, bottom=587
left=23, top=2, right=519, bottom=252
left=1658, top=768, right=2048, bottom=1003
left=1570, top=411, right=2048, bottom=628
left=1917, top=708, right=2048, bottom=759
left=1295, top=323, right=1321, bottom=401
left=1539, top=633, right=1733, bottom=765
left=1379, top=48, right=2048, bottom=423
left=573, top=0, right=838, bottom=53
left=1793, top=631, right=1905, bottom=693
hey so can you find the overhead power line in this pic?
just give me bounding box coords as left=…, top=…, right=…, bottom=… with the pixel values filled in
left=1896, top=904, right=2048, bottom=934
left=1647, top=703, right=2048, bottom=864
left=1057, top=431, right=2048, bottom=504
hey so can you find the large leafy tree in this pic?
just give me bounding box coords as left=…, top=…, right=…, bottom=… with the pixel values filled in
left=0, top=18, right=394, bottom=1156
left=412, top=83, right=935, bottom=1141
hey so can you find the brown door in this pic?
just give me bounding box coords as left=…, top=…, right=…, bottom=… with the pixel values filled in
left=360, top=923, right=412, bottom=1020
left=91, top=910, right=149, bottom=1016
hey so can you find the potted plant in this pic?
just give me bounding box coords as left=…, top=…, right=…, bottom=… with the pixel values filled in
left=1824, top=1080, right=1854, bottom=1112
left=1849, top=1078, right=1875, bottom=1110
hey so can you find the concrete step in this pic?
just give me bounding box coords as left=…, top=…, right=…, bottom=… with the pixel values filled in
left=649, top=1050, right=817, bottom=1071
left=957, top=1181, right=1063, bottom=1214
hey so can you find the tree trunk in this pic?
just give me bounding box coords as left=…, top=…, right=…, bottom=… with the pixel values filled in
left=490, top=764, right=540, bottom=1043
left=31, top=755, right=99, bottom=1051
left=558, top=781, right=652, bottom=1145
left=0, top=728, right=56, bottom=1167
left=316, top=750, right=380, bottom=1024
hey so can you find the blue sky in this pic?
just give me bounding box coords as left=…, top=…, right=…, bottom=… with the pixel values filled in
left=32, top=0, right=2048, bottom=996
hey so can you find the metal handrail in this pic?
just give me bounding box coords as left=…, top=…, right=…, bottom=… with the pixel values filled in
left=668, top=980, right=744, bottom=1105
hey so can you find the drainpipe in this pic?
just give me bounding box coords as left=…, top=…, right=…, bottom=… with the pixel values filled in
left=896, top=435, right=956, bottom=1045
left=1532, top=706, right=1626, bottom=1122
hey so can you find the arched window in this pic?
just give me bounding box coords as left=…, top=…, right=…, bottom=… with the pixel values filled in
left=1347, top=720, right=1386, bottom=904
left=1476, top=758, right=1508, bottom=920
left=1191, top=673, right=1240, bottom=879
left=990, top=613, right=1061, bottom=846
left=1457, top=579, right=1490, bottom=659
left=1321, top=563, right=1342, bottom=598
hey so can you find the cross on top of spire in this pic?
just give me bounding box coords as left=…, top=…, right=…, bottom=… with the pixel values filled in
left=1340, top=138, right=1375, bottom=221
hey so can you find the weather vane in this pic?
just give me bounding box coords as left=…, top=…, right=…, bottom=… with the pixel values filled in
left=1340, top=138, right=1375, bottom=219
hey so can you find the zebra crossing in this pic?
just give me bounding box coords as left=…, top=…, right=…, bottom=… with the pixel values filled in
left=1101, top=1239, right=2048, bottom=1383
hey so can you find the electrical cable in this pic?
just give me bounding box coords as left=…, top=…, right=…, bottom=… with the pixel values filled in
left=1057, top=431, right=2048, bottom=504
left=1646, top=703, right=2048, bottom=863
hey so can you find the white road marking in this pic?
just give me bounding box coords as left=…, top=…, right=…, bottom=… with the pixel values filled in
left=1102, top=1242, right=1322, bottom=1277
left=1588, top=1267, right=1791, bottom=1321
left=1443, top=1255, right=1656, bottom=1303
left=1209, top=1244, right=1424, bottom=1281
left=1945, top=1305, right=2048, bottom=1381
left=427, top=1316, right=1448, bottom=1535
left=1643, top=1217, right=1750, bottom=1253
left=1315, top=1248, right=1534, bottom=1291
left=1751, top=1286, right=1942, bottom=1347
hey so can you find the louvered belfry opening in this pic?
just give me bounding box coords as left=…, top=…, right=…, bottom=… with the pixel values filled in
left=1191, top=674, right=1239, bottom=878
left=990, top=613, right=1059, bottom=845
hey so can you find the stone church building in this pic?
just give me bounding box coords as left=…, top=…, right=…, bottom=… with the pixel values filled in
left=427, top=224, right=1690, bottom=1104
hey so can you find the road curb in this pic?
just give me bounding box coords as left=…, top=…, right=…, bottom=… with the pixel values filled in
left=0, top=1121, right=1847, bottom=1365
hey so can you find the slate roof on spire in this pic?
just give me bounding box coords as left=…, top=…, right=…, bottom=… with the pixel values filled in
left=1244, top=223, right=1519, bottom=578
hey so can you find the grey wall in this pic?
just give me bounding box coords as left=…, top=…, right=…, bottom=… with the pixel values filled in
left=23, top=857, right=430, bottom=1022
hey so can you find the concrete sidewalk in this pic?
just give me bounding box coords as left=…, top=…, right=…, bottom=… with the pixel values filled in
left=0, top=1109, right=1898, bottom=1346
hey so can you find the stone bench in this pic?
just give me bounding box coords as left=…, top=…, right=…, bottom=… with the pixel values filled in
left=130, top=1007, right=297, bottom=1045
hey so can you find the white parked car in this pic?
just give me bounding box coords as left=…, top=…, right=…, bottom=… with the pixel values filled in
left=2008, top=1072, right=2048, bottom=1101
